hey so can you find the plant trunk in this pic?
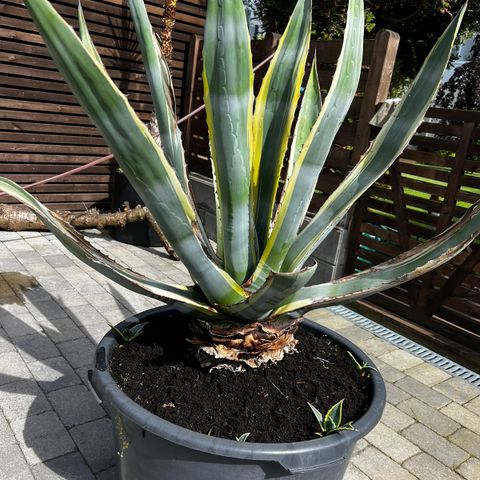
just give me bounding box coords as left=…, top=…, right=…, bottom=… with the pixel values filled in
left=189, top=315, right=301, bottom=370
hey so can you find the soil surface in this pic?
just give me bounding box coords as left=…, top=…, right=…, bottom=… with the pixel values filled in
left=110, top=313, right=371, bottom=443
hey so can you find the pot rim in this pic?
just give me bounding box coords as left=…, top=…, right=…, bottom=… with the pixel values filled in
left=89, top=304, right=385, bottom=467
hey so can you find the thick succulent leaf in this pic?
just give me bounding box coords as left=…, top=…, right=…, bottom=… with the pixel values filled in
left=24, top=0, right=246, bottom=306
left=0, top=177, right=219, bottom=317
left=282, top=4, right=467, bottom=272
left=325, top=400, right=344, bottom=428
left=308, top=402, right=325, bottom=431
left=273, top=199, right=480, bottom=316
left=250, top=0, right=364, bottom=289
left=77, top=3, right=104, bottom=69
left=128, top=0, right=188, bottom=190
left=287, top=58, right=323, bottom=174
left=252, top=0, right=312, bottom=251
left=221, top=264, right=316, bottom=322
left=203, top=0, right=255, bottom=283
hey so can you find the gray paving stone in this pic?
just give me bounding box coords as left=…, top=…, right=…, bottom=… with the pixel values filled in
left=441, top=402, right=480, bottom=435
left=344, top=463, right=370, bottom=480
left=14, top=333, right=60, bottom=363
left=456, top=457, right=480, bottom=480
left=404, top=363, right=451, bottom=387
left=465, top=395, right=480, bottom=416
left=397, top=398, right=460, bottom=437
left=0, top=311, right=43, bottom=338
left=37, top=316, right=84, bottom=344
left=75, top=366, right=91, bottom=387
left=10, top=411, right=76, bottom=465
left=70, top=418, right=115, bottom=473
left=365, top=422, right=420, bottom=463
left=0, top=379, right=51, bottom=422
left=352, top=446, right=416, bottom=480
left=79, top=322, right=110, bottom=344
left=385, top=382, right=411, bottom=406
left=47, top=385, right=105, bottom=428
left=379, top=350, right=424, bottom=371
left=57, top=338, right=95, bottom=369
left=374, top=360, right=405, bottom=384
left=0, top=351, right=32, bottom=385
left=402, top=423, right=469, bottom=468
left=395, top=376, right=450, bottom=409
left=28, top=356, right=81, bottom=393
left=0, top=327, right=15, bottom=354
left=0, top=443, right=35, bottom=479
left=95, top=466, right=117, bottom=480
left=43, top=255, right=76, bottom=269
left=25, top=263, right=57, bottom=277
left=305, top=309, right=353, bottom=330
left=433, top=377, right=480, bottom=405
left=0, top=411, right=16, bottom=447
left=449, top=427, right=480, bottom=458
left=336, top=325, right=374, bottom=344
left=32, top=452, right=94, bottom=480
left=0, top=257, right=26, bottom=272
left=53, top=290, right=90, bottom=308
left=26, top=300, right=68, bottom=322
left=380, top=403, right=415, bottom=432
left=357, top=337, right=397, bottom=358
left=66, top=305, right=106, bottom=328
left=404, top=453, right=464, bottom=480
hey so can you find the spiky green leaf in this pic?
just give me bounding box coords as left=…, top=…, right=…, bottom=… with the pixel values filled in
left=203, top=0, right=255, bottom=283
left=325, top=399, right=344, bottom=428
left=77, top=3, right=104, bottom=69
left=128, top=0, right=188, bottom=189
left=282, top=4, right=467, bottom=272
left=274, top=199, right=480, bottom=316
left=250, top=0, right=364, bottom=289
left=222, top=264, right=316, bottom=321
left=252, top=0, right=312, bottom=251
left=288, top=57, right=323, bottom=173
left=23, top=0, right=246, bottom=306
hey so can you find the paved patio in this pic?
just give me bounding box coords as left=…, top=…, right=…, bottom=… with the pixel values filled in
left=0, top=230, right=478, bottom=480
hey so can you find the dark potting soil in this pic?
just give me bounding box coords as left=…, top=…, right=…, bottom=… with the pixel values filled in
left=109, top=313, right=371, bottom=443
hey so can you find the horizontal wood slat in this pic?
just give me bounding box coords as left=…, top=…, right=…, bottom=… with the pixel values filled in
left=0, top=0, right=206, bottom=211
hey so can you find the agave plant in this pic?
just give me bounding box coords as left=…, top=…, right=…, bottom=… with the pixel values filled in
left=3, top=0, right=478, bottom=368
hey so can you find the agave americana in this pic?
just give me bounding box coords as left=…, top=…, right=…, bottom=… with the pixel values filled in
left=2, top=0, right=477, bottom=367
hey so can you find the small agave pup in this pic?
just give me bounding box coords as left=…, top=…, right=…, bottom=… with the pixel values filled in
left=3, top=0, right=477, bottom=368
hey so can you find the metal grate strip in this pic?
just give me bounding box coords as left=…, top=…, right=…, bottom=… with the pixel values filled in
left=328, top=305, right=480, bottom=388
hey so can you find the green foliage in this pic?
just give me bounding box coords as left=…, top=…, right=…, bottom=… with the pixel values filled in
left=308, top=400, right=355, bottom=436
left=247, top=0, right=480, bottom=88
left=1, top=0, right=478, bottom=327
left=235, top=433, right=251, bottom=442
left=109, top=323, right=147, bottom=343
left=436, top=35, right=480, bottom=110
left=347, top=351, right=377, bottom=378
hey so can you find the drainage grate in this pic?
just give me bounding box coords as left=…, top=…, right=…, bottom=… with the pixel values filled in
left=328, top=305, right=480, bottom=388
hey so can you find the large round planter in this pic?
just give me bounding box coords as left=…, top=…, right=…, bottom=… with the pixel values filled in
left=89, top=305, right=386, bottom=480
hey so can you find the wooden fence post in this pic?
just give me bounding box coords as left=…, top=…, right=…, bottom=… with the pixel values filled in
left=343, top=29, right=400, bottom=274
left=350, top=29, right=400, bottom=164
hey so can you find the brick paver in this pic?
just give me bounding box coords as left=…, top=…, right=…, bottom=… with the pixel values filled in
left=0, top=231, right=479, bottom=479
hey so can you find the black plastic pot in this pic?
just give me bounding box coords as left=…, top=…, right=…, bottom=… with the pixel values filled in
left=109, top=171, right=161, bottom=247
left=89, top=305, right=385, bottom=480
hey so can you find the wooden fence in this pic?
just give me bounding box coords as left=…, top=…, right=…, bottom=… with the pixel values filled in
left=0, top=0, right=206, bottom=211
left=345, top=107, right=480, bottom=355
